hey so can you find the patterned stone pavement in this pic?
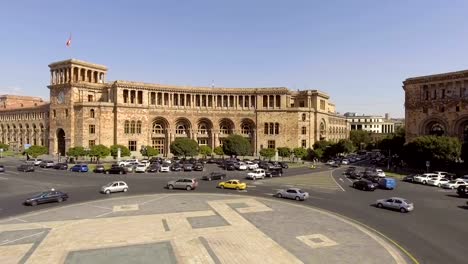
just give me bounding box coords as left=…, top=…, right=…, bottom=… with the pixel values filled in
left=0, top=194, right=412, bottom=264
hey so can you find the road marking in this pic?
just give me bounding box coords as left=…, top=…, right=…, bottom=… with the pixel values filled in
left=263, top=193, right=275, bottom=196
left=246, top=185, right=256, bottom=188
left=330, top=169, right=345, bottom=192
left=346, top=178, right=353, bottom=183
left=0, top=176, right=8, bottom=180
left=339, top=178, right=344, bottom=182
left=0, top=231, right=44, bottom=246
left=237, top=190, right=247, bottom=192
left=139, top=195, right=169, bottom=205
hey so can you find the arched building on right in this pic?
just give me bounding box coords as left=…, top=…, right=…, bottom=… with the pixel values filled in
left=403, top=69, right=468, bottom=143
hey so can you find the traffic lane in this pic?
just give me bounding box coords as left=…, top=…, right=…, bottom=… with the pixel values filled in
left=331, top=168, right=468, bottom=264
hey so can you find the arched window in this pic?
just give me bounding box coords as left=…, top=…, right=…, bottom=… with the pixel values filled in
left=429, top=123, right=444, bottom=136
left=153, top=123, right=163, bottom=134
left=320, top=121, right=326, bottom=138
left=220, top=125, right=229, bottom=134
left=301, top=113, right=306, bottom=121
left=90, top=109, right=95, bottom=118
left=124, top=121, right=130, bottom=134
left=136, top=121, right=142, bottom=134
left=130, top=121, right=136, bottom=134
left=241, top=124, right=251, bottom=135
left=198, top=124, right=207, bottom=134
left=176, top=125, right=186, bottom=134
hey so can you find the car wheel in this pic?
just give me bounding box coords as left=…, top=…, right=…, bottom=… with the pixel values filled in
left=279, top=173, right=282, bottom=177
left=438, top=183, right=442, bottom=187
left=295, top=196, right=300, bottom=201
left=57, top=197, right=63, bottom=203
left=168, top=185, right=174, bottom=190
left=186, top=186, right=192, bottom=191
left=31, top=201, right=37, bottom=206
left=236, top=187, right=240, bottom=190
left=451, top=186, right=455, bottom=189
left=105, top=189, right=111, bottom=194
left=423, top=180, right=427, bottom=185
left=119, top=171, right=123, bottom=175
left=377, top=203, right=383, bottom=208
left=208, top=177, right=212, bottom=181
left=277, top=193, right=282, bottom=198
left=123, top=188, right=128, bottom=192
left=220, top=185, right=224, bottom=189
left=105, top=171, right=109, bottom=174
left=352, top=183, right=356, bottom=188
left=400, top=207, right=407, bottom=213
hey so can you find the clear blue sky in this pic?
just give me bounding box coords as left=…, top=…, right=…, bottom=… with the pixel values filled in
left=1, top=0, right=468, bottom=118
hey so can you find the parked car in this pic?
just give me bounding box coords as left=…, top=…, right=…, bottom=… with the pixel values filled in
left=106, top=166, right=127, bottom=174
left=70, top=164, right=88, bottom=172
left=427, top=177, right=450, bottom=187
left=235, top=162, right=248, bottom=171
left=24, top=190, right=68, bottom=206
left=18, top=164, right=35, bottom=172
left=378, top=178, right=396, bottom=190
left=183, top=163, right=194, bottom=171
left=278, top=162, right=289, bottom=169
left=0, top=165, right=4, bottom=173
left=93, top=164, right=105, bottom=173
left=275, top=188, right=309, bottom=201
left=124, top=164, right=135, bottom=173
left=118, top=159, right=138, bottom=166
left=157, top=163, right=169, bottom=172
left=170, top=163, right=181, bottom=172
left=441, top=180, right=466, bottom=189
left=266, top=168, right=283, bottom=177
left=224, top=161, right=236, bottom=171
left=39, top=160, right=55, bottom=168
left=267, top=163, right=282, bottom=170
left=402, top=174, right=419, bottom=183
left=456, top=175, right=468, bottom=181
left=353, top=180, right=377, bottom=191
left=147, top=164, right=160, bottom=173
left=375, top=169, right=386, bottom=177
left=245, top=161, right=258, bottom=170
left=53, top=163, right=68, bottom=170
left=101, top=181, right=129, bottom=194
left=457, top=185, right=468, bottom=197
left=341, top=159, right=349, bottom=165
left=207, top=158, right=217, bottom=164
left=193, top=163, right=204, bottom=171
left=344, top=167, right=357, bottom=175
left=246, top=169, right=266, bottom=180
left=32, top=159, right=43, bottom=166
left=375, top=197, right=414, bottom=213
left=218, top=179, right=247, bottom=190
left=202, top=172, right=226, bottom=181
left=167, top=178, right=198, bottom=190
left=414, top=173, right=439, bottom=184
left=135, top=164, right=147, bottom=173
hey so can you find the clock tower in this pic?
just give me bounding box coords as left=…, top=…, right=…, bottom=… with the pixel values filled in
left=48, top=59, right=108, bottom=156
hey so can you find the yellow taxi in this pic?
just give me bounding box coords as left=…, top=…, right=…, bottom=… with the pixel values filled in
left=218, top=179, right=247, bottom=190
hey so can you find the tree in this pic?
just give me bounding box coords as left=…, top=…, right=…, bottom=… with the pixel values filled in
left=67, top=146, right=86, bottom=159
left=402, top=136, right=461, bottom=168
left=259, top=148, right=276, bottom=160
left=141, top=146, right=159, bottom=158
left=350, top=130, right=372, bottom=149
left=222, top=135, right=251, bottom=157
left=293, top=147, right=307, bottom=160
left=170, top=138, right=199, bottom=157
left=0, top=143, right=9, bottom=151
left=307, top=148, right=323, bottom=160
left=89, top=144, right=110, bottom=163
left=213, top=146, right=224, bottom=157
left=110, top=145, right=131, bottom=158
left=25, top=145, right=48, bottom=158
left=277, top=147, right=291, bottom=161
left=336, top=139, right=356, bottom=154
left=199, top=145, right=213, bottom=158
left=313, top=140, right=332, bottom=150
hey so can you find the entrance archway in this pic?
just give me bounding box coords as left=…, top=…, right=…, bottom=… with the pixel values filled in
left=57, top=129, right=65, bottom=156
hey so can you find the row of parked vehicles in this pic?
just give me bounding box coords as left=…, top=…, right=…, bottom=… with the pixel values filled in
left=401, top=171, right=468, bottom=199
left=344, top=166, right=395, bottom=191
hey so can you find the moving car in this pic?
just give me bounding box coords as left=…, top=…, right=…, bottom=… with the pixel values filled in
left=375, top=197, right=414, bottom=213
left=93, top=164, right=106, bottom=173
left=218, top=179, right=247, bottom=190
left=275, top=188, right=309, bottom=201
left=246, top=169, right=266, bottom=180
left=101, top=181, right=129, bottom=194
left=457, top=185, right=468, bottom=198
left=266, top=168, right=283, bottom=177
left=105, top=166, right=127, bottom=174
left=70, top=164, right=88, bottom=172
left=353, top=180, right=377, bottom=191
left=427, top=177, right=450, bottom=187
left=32, top=159, right=43, bottom=166
left=375, top=169, right=386, bottom=177
left=441, top=180, right=466, bottom=189
left=39, top=160, right=55, bottom=168
left=378, top=178, right=396, bottom=190
left=24, top=190, right=68, bottom=206
left=414, top=173, right=438, bottom=184
left=202, top=172, right=226, bottom=181
left=53, top=163, right=68, bottom=170
left=166, top=178, right=198, bottom=190
left=17, top=164, right=35, bottom=172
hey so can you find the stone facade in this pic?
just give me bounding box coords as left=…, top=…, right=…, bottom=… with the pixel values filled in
left=0, top=59, right=349, bottom=156
left=403, top=69, right=468, bottom=142
left=344, top=112, right=400, bottom=134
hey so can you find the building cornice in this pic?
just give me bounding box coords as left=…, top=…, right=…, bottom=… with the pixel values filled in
left=48, top=59, right=108, bottom=70
left=404, top=69, right=468, bottom=85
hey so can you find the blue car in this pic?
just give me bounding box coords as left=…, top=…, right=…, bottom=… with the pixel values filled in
left=70, top=164, right=89, bottom=172
left=378, top=178, right=396, bottom=190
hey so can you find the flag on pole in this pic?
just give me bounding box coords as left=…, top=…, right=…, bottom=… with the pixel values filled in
left=66, top=34, right=72, bottom=47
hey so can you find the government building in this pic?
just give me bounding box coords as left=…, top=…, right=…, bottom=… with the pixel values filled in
left=404, top=69, right=468, bottom=143
left=0, top=59, right=349, bottom=156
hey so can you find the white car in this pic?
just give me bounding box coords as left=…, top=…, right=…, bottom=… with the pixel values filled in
left=433, top=171, right=448, bottom=178
left=235, top=162, right=248, bottom=171
left=427, top=178, right=450, bottom=187
left=32, top=159, right=43, bottom=166
left=101, top=181, right=129, bottom=194
left=160, top=163, right=171, bottom=172
left=245, top=161, right=258, bottom=170
left=375, top=169, right=386, bottom=177
left=414, top=173, right=438, bottom=184
left=326, top=160, right=335, bottom=165
left=246, top=169, right=266, bottom=180
left=119, top=159, right=139, bottom=166
left=441, top=180, right=466, bottom=189
left=341, top=159, right=349, bottom=165
left=134, top=164, right=147, bottom=173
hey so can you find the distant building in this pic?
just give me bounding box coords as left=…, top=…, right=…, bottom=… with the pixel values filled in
left=344, top=112, right=402, bottom=134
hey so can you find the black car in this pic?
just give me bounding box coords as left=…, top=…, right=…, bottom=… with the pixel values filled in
left=258, top=162, right=269, bottom=170
left=457, top=185, right=468, bottom=198
left=53, top=163, right=68, bottom=170
left=344, top=167, right=357, bottom=175
left=193, top=163, right=204, bottom=171
left=93, top=164, right=106, bottom=173
left=182, top=163, right=193, bottom=171
left=202, top=172, right=227, bottom=181
left=353, top=180, right=377, bottom=191
left=105, top=166, right=127, bottom=174
left=18, top=164, right=35, bottom=172
left=0, top=165, right=5, bottom=173
left=402, top=174, right=418, bottom=183
left=207, top=158, right=217, bottom=164
left=266, top=168, right=283, bottom=177
left=147, top=164, right=161, bottom=172
left=170, top=163, right=182, bottom=171
left=224, top=162, right=235, bottom=171
left=362, top=175, right=380, bottom=183
left=24, top=190, right=69, bottom=206
left=278, top=162, right=289, bottom=169
left=347, top=171, right=361, bottom=180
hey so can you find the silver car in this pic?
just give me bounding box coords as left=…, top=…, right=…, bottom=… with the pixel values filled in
left=275, top=188, right=309, bottom=201
left=375, top=197, right=414, bottom=213
left=167, top=178, right=198, bottom=190
left=101, top=181, right=129, bottom=194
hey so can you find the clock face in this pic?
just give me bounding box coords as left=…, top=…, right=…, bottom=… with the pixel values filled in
left=57, top=91, right=64, bottom=104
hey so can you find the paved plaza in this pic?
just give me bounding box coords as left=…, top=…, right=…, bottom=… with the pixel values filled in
left=0, top=193, right=410, bottom=264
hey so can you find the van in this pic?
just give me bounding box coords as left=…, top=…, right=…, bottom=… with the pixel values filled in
left=378, top=178, right=396, bottom=190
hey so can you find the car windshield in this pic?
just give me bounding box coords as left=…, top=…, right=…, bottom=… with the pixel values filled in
left=32, top=192, right=47, bottom=198
left=104, top=182, right=115, bottom=187
left=299, top=190, right=305, bottom=193
left=403, top=200, right=412, bottom=204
